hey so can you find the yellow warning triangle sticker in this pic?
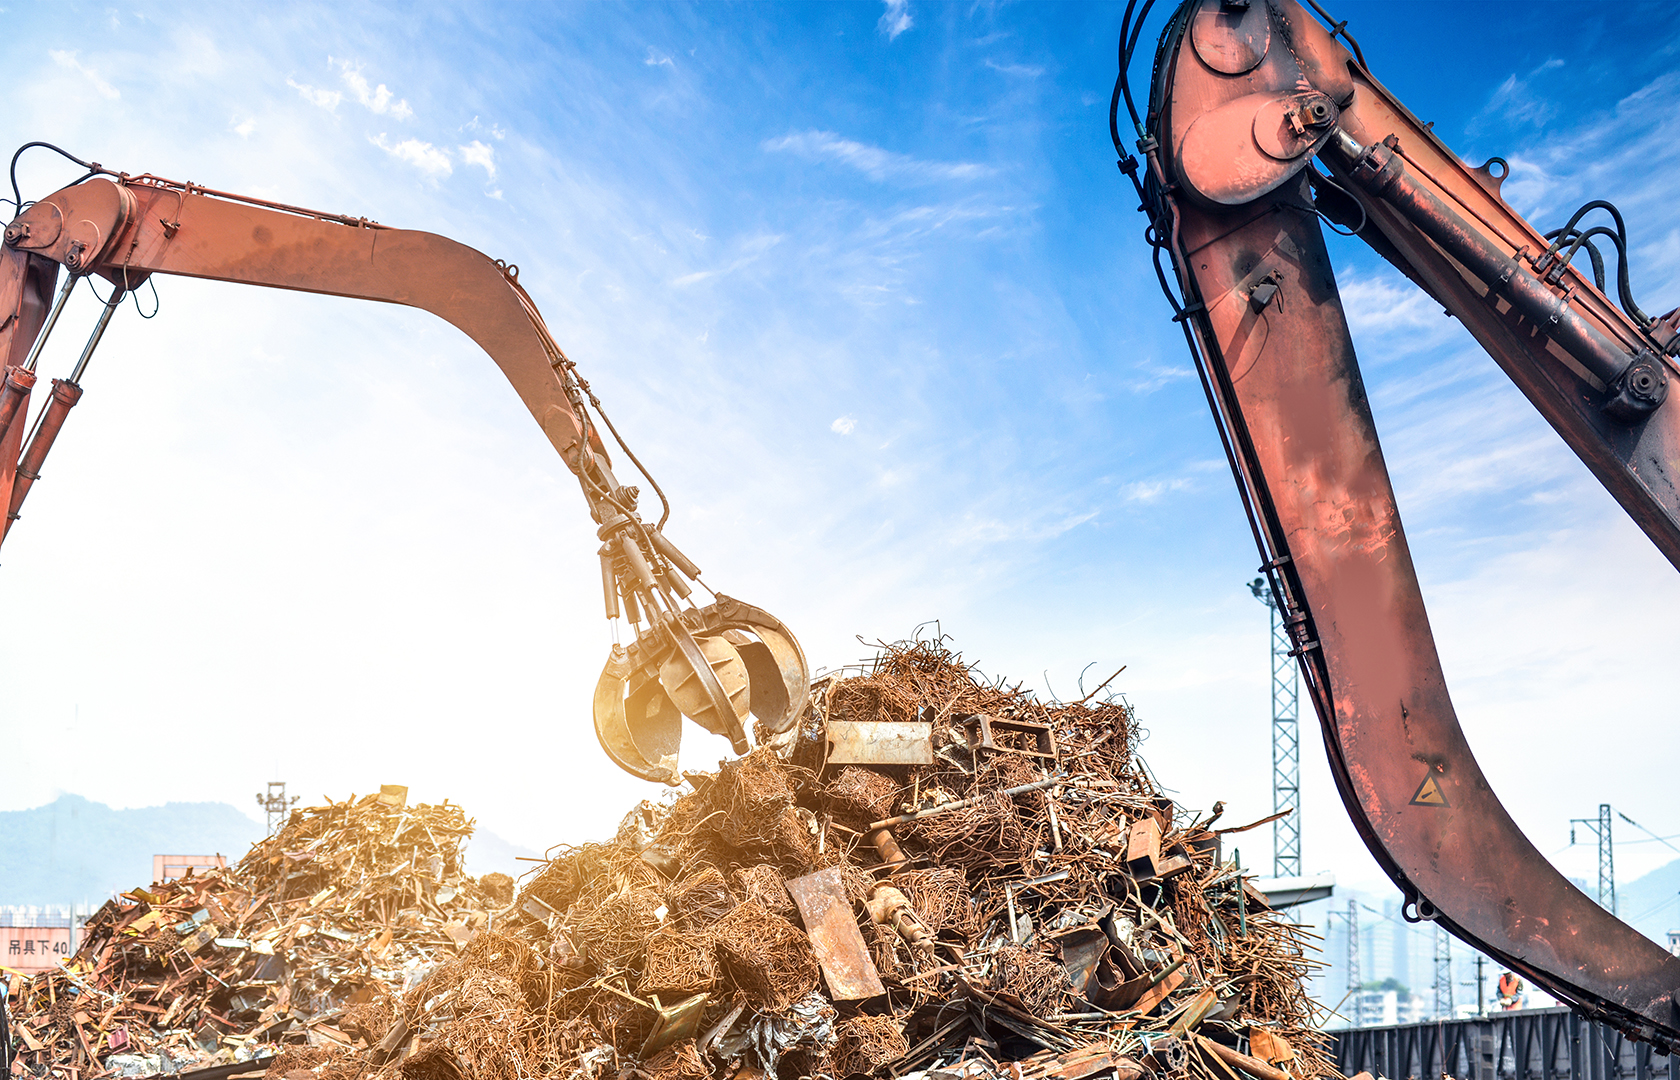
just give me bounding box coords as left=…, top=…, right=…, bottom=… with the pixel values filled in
left=1410, top=774, right=1449, bottom=808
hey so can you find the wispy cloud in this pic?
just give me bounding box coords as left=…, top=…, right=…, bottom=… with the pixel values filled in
left=49, top=50, right=119, bottom=99
left=645, top=47, right=673, bottom=67
left=1126, top=359, right=1194, bottom=395
left=332, top=58, right=413, bottom=119
left=831, top=415, right=857, bottom=435
left=672, top=233, right=783, bottom=287
left=878, top=0, right=912, bottom=41
left=1471, top=58, right=1566, bottom=135
left=462, top=116, right=507, bottom=141
left=290, top=58, right=412, bottom=119
left=370, top=134, right=452, bottom=178
left=948, top=508, right=1099, bottom=545
left=764, top=130, right=991, bottom=184
left=287, top=77, right=340, bottom=111
left=1120, top=477, right=1194, bottom=503
left=985, top=59, right=1043, bottom=78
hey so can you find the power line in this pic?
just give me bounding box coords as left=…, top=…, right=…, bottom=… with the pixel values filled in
left=1617, top=811, right=1680, bottom=857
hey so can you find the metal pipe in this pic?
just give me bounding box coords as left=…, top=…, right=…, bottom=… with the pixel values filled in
left=598, top=547, right=621, bottom=620
left=619, top=534, right=660, bottom=592
left=650, top=529, right=701, bottom=580
left=1197, top=1034, right=1291, bottom=1080
left=20, top=274, right=76, bottom=374
left=69, top=287, right=124, bottom=383
left=865, top=776, right=1061, bottom=831
left=0, top=366, right=37, bottom=446
left=4, top=379, right=84, bottom=541
left=1324, top=131, right=1665, bottom=419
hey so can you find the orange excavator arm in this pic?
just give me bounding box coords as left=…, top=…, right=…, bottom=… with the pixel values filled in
left=1121, top=0, right=1680, bottom=1048
left=0, top=162, right=806, bottom=786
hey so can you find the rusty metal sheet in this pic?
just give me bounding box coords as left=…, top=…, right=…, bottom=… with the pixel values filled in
left=785, top=867, right=884, bottom=1001
left=825, top=720, right=932, bottom=765
left=640, top=992, right=708, bottom=1057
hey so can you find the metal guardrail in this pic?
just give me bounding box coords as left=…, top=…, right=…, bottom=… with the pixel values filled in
left=1331, top=1008, right=1675, bottom=1080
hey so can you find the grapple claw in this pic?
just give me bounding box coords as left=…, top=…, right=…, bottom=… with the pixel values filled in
left=592, top=597, right=810, bottom=785
left=594, top=644, right=684, bottom=785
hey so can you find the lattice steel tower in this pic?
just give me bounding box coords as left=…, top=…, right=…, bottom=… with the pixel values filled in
left=1346, top=899, right=1361, bottom=1006
left=1434, top=923, right=1454, bottom=1020
left=1571, top=803, right=1617, bottom=915
left=1250, top=578, right=1301, bottom=877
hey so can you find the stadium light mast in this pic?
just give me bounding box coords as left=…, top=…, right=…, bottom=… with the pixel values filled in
left=256, top=781, right=300, bottom=835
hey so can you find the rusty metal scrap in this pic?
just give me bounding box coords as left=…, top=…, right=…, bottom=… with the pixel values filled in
left=1, top=791, right=504, bottom=1079
left=4, top=634, right=1336, bottom=1080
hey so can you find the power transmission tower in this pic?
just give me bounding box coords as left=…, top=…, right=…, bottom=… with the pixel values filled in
left=1570, top=804, right=1616, bottom=914
left=1346, top=899, right=1361, bottom=1026
left=1249, top=579, right=1301, bottom=878
left=1434, top=923, right=1454, bottom=1020
left=256, top=781, right=300, bottom=835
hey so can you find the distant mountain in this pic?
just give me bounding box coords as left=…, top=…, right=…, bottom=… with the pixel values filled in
left=0, top=794, right=266, bottom=907
left=1619, top=857, right=1680, bottom=948
left=0, top=794, right=542, bottom=908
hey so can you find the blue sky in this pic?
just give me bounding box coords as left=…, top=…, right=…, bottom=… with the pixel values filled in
left=1, top=1, right=1677, bottom=911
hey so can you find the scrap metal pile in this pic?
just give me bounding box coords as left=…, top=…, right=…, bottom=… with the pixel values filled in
left=2, top=788, right=513, bottom=1078
left=4, top=637, right=1333, bottom=1080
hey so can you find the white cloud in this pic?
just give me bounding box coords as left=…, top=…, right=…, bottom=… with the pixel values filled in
left=1120, top=477, right=1194, bottom=503
left=458, top=140, right=496, bottom=180
left=1472, top=58, right=1566, bottom=134
left=232, top=117, right=256, bottom=138
left=878, top=0, right=912, bottom=40
left=831, top=415, right=857, bottom=435
left=331, top=57, right=413, bottom=119
left=48, top=50, right=119, bottom=100
left=286, top=77, right=341, bottom=111
left=463, top=116, right=507, bottom=140
left=370, top=134, right=452, bottom=178
left=985, top=59, right=1043, bottom=78
left=764, top=130, right=991, bottom=184
left=1127, top=359, right=1194, bottom=395
left=645, top=47, right=674, bottom=67
left=672, top=233, right=783, bottom=287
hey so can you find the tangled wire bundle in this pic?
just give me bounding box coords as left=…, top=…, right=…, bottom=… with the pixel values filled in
left=643, top=1038, right=711, bottom=1080
left=731, top=864, right=797, bottom=918
left=710, top=899, right=821, bottom=1012
left=833, top=1015, right=912, bottom=1078
left=907, top=789, right=1029, bottom=864
left=992, top=944, right=1075, bottom=1017
left=639, top=926, right=722, bottom=999
left=823, top=765, right=902, bottom=827
left=572, top=887, right=665, bottom=972
left=894, top=867, right=976, bottom=941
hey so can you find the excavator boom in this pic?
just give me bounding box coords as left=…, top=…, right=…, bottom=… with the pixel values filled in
left=1, top=161, right=807, bottom=787
left=1121, top=0, right=1680, bottom=1048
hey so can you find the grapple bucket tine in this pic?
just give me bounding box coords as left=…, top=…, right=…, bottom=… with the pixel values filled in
left=594, top=645, right=682, bottom=786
